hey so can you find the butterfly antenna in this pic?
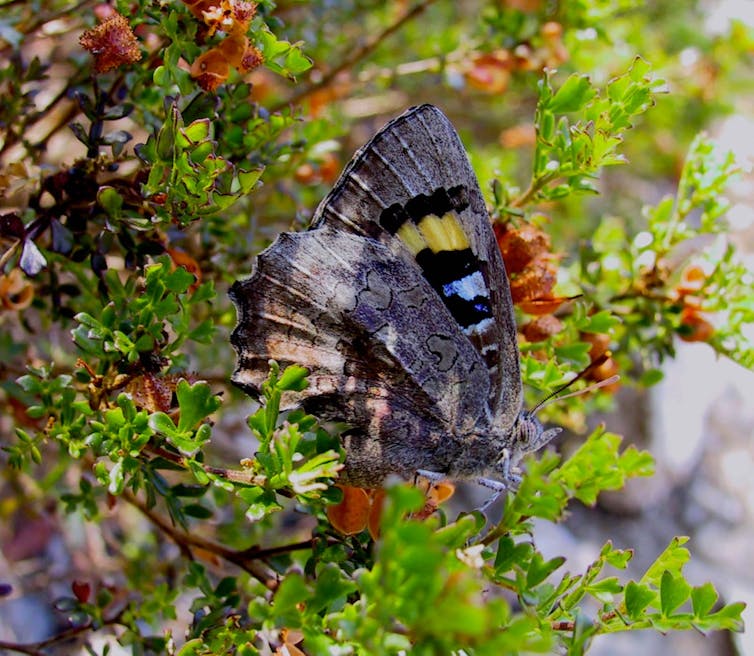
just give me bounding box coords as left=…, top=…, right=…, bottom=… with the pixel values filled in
left=530, top=353, right=620, bottom=416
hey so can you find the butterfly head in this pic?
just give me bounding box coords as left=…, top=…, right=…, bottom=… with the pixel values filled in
left=494, top=410, right=562, bottom=481
left=514, top=410, right=562, bottom=456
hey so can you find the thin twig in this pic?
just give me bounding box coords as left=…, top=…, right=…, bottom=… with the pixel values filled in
left=271, top=0, right=441, bottom=113
left=0, top=608, right=125, bottom=656
left=0, top=0, right=95, bottom=56
left=123, top=490, right=282, bottom=590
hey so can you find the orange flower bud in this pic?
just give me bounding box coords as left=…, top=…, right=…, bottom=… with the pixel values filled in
left=0, top=269, right=34, bottom=311
left=217, top=33, right=249, bottom=68
left=190, top=48, right=230, bottom=91
left=586, top=356, right=621, bottom=392
left=580, top=331, right=612, bottom=362
left=326, top=486, right=370, bottom=535
left=509, top=261, right=557, bottom=303
left=465, top=51, right=512, bottom=94
left=499, top=123, right=537, bottom=149
left=676, top=263, right=709, bottom=295
left=678, top=307, right=715, bottom=342
left=517, top=296, right=568, bottom=315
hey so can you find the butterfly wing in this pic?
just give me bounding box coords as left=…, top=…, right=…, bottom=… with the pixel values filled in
left=311, top=104, right=522, bottom=429
left=230, top=227, right=492, bottom=484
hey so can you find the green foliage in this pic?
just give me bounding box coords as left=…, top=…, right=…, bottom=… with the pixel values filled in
left=575, top=133, right=752, bottom=370
left=523, top=58, right=666, bottom=203
left=0, top=0, right=750, bottom=654
left=255, top=26, right=313, bottom=79
left=232, top=362, right=343, bottom=521
left=135, top=102, right=264, bottom=223
left=72, top=261, right=215, bottom=366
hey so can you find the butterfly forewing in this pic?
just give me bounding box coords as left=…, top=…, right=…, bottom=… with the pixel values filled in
left=312, top=104, right=522, bottom=427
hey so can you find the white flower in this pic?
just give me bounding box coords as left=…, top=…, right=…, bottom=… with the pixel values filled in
left=456, top=544, right=485, bottom=569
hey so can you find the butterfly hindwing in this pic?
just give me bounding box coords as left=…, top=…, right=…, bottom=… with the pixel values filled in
left=230, top=226, right=494, bottom=484
left=311, top=104, right=522, bottom=429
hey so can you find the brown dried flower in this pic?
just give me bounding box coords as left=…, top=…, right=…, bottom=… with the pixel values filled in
left=79, top=12, right=142, bottom=74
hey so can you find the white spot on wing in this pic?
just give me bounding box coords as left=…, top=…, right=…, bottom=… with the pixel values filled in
left=463, top=317, right=495, bottom=337
left=442, top=271, right=488, bottom=301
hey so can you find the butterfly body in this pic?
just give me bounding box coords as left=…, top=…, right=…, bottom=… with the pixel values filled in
left=230, top=105, right=559, bottom=490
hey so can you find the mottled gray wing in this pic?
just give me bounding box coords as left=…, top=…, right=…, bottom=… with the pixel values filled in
left=230, top=227, right=491, bottom=440
left=310, top=104, right=522, bottom=429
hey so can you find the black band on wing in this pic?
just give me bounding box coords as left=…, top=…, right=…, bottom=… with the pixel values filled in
left=441, top=292, right=493, bottom=328
left=416, top=247, right=476, bottom=285
left=416, top=248, right=493, bottom=328
left=379, top=185, right=469, bottom=234
left=377, top=184, right=492, bottom=331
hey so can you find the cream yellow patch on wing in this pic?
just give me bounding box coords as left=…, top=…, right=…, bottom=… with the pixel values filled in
left=396, top=222, right=427, bottom=255
left=417, top=212, right=469, bottom=252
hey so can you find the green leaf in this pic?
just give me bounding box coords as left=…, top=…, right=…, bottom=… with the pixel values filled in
left=238, top=487, right=281, bottom=521
left=256, top=28, right=313, bottom=79
left=108, top=460, right=125, bottom=495
left=527, top=552, right=566, bottom=588
left=691, top=582, right=718, bottom=618
left=639, top=368, right=664, bottom=386
left=182, top=118, right=211, bottom=143
left=548, top=74, right=595, bottom=113
left=237, top=168, right=264, bottom=193
left=697, top=602, right=746, bottom=633
left=183, top=503, right=213, bottom=519
left=149, top=412, right=178, bottom=438
left=660, top=570, right=691, bottom=616
left=582, top=310, right=620, bottom=334
left=97, top=186, right=124, bottom=218
left=175, top=380, right=221, bottom=433
left=277, top=365, right=309, bottom=392
left=601, top=542, right=633, bottom=569
left=309, top=564, right=357, bottom=613
left=641, top=537, right=691, bottom=586
left=624, top=580, right=656, bottom=619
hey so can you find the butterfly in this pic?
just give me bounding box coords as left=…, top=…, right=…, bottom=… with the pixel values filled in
left=230, top=104, right=561, bottom=499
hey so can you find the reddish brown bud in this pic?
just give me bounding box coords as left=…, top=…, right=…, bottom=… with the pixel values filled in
left=495, top=222, right=552, bottom=275
left=465, top=51, right=512, bottom=94
left=327, top=485, right=370, bottom=536
left=0, top=269, right=34, bottom=311
left=678, top=307, right=715, bottom=342
left=676, top=263, right=709, bottom=295
left=586, top=356, right=621, bottom=392
left=72, top=580, right=91, bottom=603
left=190, top=48, right=230, bottom=91
left=581, top=331, right=612, bottom=362
left=522, top=314, right=564, bottom=342
left=509, top=261, right=557, bottom=303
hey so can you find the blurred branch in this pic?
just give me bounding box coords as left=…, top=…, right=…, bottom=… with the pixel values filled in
left=271, top=0, right=441, bottom=113
left=123, top=489, right=283, bottom=591
left=0, top=0, right=95, bottom=56
left=0, top=608, right=125, bottom=656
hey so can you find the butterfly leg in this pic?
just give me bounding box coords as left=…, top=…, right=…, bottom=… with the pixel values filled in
left=475, top=477, right=508, bottom=512
left=498, top=448, right=523, bottom=487
left=416, top=469, right=448, bottom=485
left=475, top=448, right=524, bottom=512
